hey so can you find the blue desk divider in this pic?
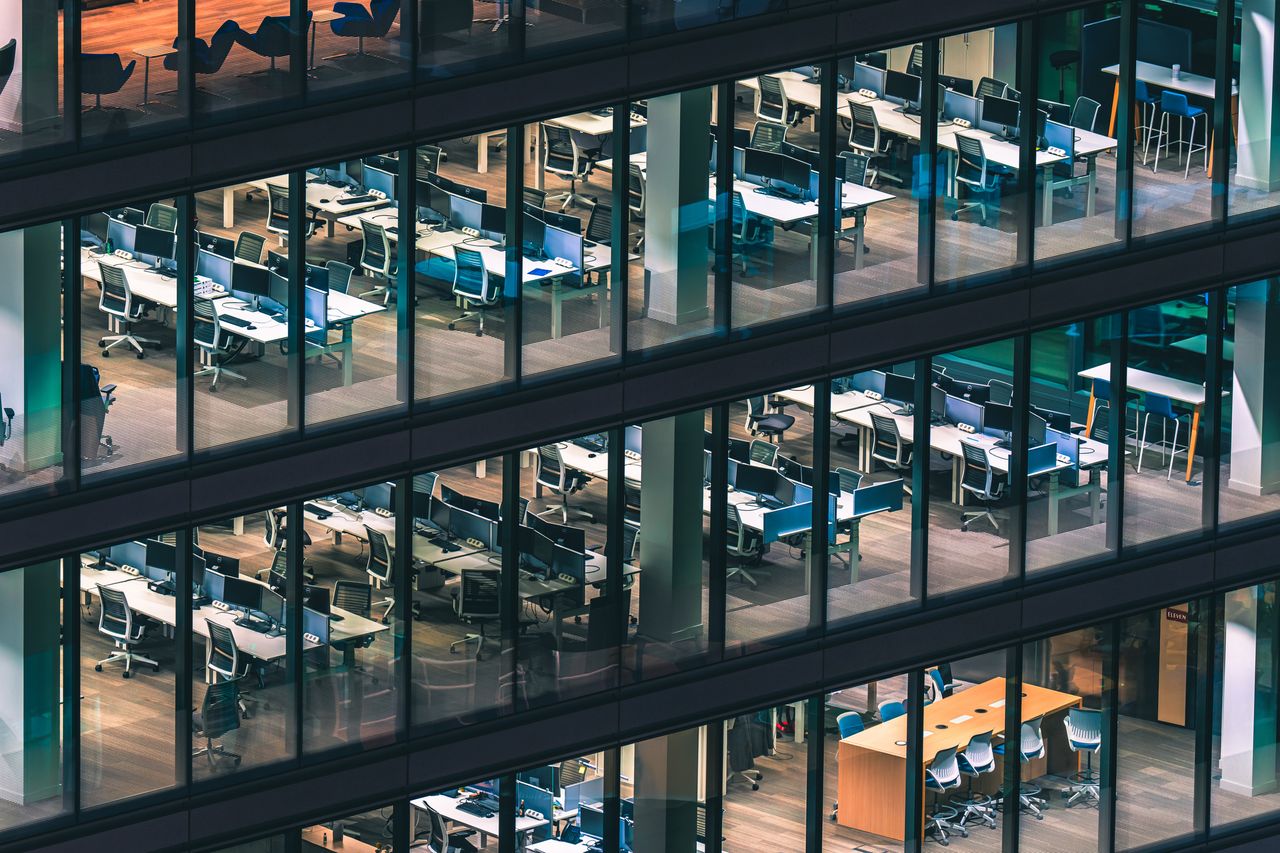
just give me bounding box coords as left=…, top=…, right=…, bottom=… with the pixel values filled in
left=763, top=502, right=810, bottom=544
left=1028, top=442, right=1057, bottom=476
left=516, top=780, right=555, bottom=841
left=852, top=478, right=905, bottom=517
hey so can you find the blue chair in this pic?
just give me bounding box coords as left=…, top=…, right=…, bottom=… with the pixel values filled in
left=925, top=746, right=967, bottom=844
left=167, top=20, right=240, bottom=98
left=1089, top=377, right=1138, bottom=443
left=1137, top=393, right=1188, bottom=481
left=1155, top=90, right=1206, bottom=179
left=1134, top=80, right=1161, bottom=164
left=928, top=668, right=950, bottom=701
left=81, top=53, right=136, bottom=111
left=330, top=0, right=401, bottom=61
left=830, top=711, right=866, bottom=822
left=1064, top=708, right=1102, bottom=807
left=878, top=699, right=906, bottom=722
left=448, top=247, right=501, bottom=337
left=235, top=14, right=307, bottom=75
left=954, top=732, right=998, bottom=829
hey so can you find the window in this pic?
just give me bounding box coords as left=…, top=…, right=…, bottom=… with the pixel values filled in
left=834, top=45, right=925, bottom=307
left=192, top=178, right=296, bottom=451
left=415, top=132, right=512, bottom=402
left=1230, top=6, right=1280, bottom=219
left=934, top=24, right=1025, bottom=283
left=722, top=703, right=807, bottom=851
left=79, top=199, right=183, bottom=480
left=627, top=87, right=718, bottom=353
left=824, top=674, right=909, bottom=851
left=305, top=0, right=410, bottom=101
left=636, top=0, right=782, bottom=37
left=0, top=221, right=65, bottom=502
left=301, top=481, right=403, bottom=756
left=0, top=2, right=66, bottom=161
left=410, top=457, right=511, bottom=729
left=418, top=0, right=515, bottom=80
left=410, top=774, right=504, bottom=849
left=304, top=804, right=397, bottom=849
left=192, top=510, right=297, bottom=782
left=193, top=2, right=301, bottom=122
left=625, top=724, right=708, bottom=852
left=515, top=752, right=610, bottom=847
left=303, top=152, right=405, bottom=428
left=79, top=534, right=179, bottom=809
left=524, top=0, right=624, bottom=60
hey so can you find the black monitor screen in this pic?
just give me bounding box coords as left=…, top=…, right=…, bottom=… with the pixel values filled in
left=480, top=203, right=506, bottom=235
left=146, top=539, right=176, bottom=573
left=523, top=212, right=546, bottom=257
left=955, top=381, right=990, bottom=404
left=455, top=182, right=487, bottom=203
left=541, top=210, right=582, bottom=234
left=930, top=383, right=947, bottom=414
left=421, top=178, right=452, bottom=219
left=134, top=224, right=175, bottom=260
left=734, top=463, right=779, bottom=498
left=883, top=371, right=915, bottom=406
left=983, top=95, right=1020, bottom=128
left=231, top=262, right=270, bottom=297
left=221, top=576, right=263, bottom=611
left=304, top=584, right=331, bottom=614
left=885, top=69, right=921, bottom=104
left=742, top=148, right=810, bottom=194
left=526, top=513, right=586, bottom=553
left=984, top=401, right=1014, bottom=435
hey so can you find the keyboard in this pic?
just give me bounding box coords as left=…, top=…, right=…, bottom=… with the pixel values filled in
left=336, top=194, right=377, bottom=205
left=304, top=502, right=332, bottom=519
left=458, top=800, right=495, bottom=818
left=220, top=314, right=252, bottom=328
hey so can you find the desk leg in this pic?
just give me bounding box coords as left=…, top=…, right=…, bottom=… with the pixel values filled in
left=952, top=454, right=964, bottom=505
left=1086, top=157, right=1098, bottom=217
left=1085, top=381, right=1097, bottom=435
left=534, top=125, right=546, bottom=190
left=853, top=209, right=866, bottom=271
left=233, top=515, right=245, bottom=535
left=477, top=133, right=489, bottom=174
left=792, top=701, right=805, bottom=744
left=597, top=281, right=608, bottom=330
left=1186, top=403, right=1201, bottom=483
left=1041, top=164, right=1054, bottom=228
left=139, top=57, right=152, bottom=110
left=552, top=287, right=563, bottom=340
left=850, top=519, right=861, bottom=584
left=476, top=459, right=487, bottom=478
left=1048, top=471, right=1060, bottom=537
left=341, top=326, right=354, bottom=387
left=1108, top=78, right=1120, bottom=137
left=222, top=186, right=235, bottom=229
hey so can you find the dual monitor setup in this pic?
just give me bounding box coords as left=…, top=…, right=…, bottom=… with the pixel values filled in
left=94, top=208, right=178, bottom=272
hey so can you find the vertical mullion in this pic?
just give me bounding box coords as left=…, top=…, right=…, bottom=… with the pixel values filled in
left=709, top=404, right=729, bottom=660
left=816, top=59, right=836, bottom=314
left=500, top=451, right=521, bottom=716
left=62, top=554, right=81, bottom=818
left=911, top=357, right=930, bottom=606
left=919, top=39, right=938, bottom=289
left=178, top=0, right=194, bottom=123
left=286, top=500, right=305, bottom=765
left=1099, top=621, right=1120, bottom=853
left=1117, top=0, right=1137, bottom=244
left=606, top=426, right=625, bottom=683
left=611, top=101, right=629, bottom=358
left=809, top=379, right=831, bottom=633
left=66, top=2, right=80, bottom=148
left=1211, top=0, right=1232, bottom=223
left=705, top=718, right=725, bottom=853
left=393, top=799, right=411, bottom=853
left=288, top=170, right=306, bottom=435
left=177, top=194, right=194, bottom=460
left=505, top=125, right=524, bottom=387
left=715, top=81, right=733, bottom=336
left=64, top=217, right=82, bottom=493
left=396, top=147, right=415, bottom=411
left=1017, top=18, right=1037, bottom=268
left=399, top=0, right=417, bottom=83
left=291, top=0, right=308, bottom=103
left=394, top=474, right=412, bottom=740
left=1203, top=287, right=1226, bottom=531
left=903, top=669, right=925, bottom=852
left=174, top=527, right=193, bottom=792
left=1107, top=312, right=1128, bottom=556
left=604, top=746, right=622, bottom=853
left=498, top=771, right=517, bottom=853
left=1010, top=334, right=1030, bottom=581
left=1002, top=644, right=1023, bottom=852
left=1192, top=594, right=1215, bottom=839
left=804, top=694, right=824, bottom=853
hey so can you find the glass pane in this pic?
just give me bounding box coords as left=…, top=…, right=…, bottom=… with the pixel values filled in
left=0, top=221, right=65, bottom=502
left=1219, top=282, right=1280, bottom=525
left=824, top=674, right=908, bottom=851
left=821, top=371, right=916, bottom=626
left=929, top=343, right=1018, bottom=598
left=79, top=201, right=183, bottom=479
left=0, top=3, right=66, bottom=161
left=921, top=653, right=1007, bottom=851
left=304, top=804, right=396, bottom=849
left=1026, top=318, right=1115, bottom=574
left=410, top=458, right=511, bottom=729
left=522, top=110, right=624, bottom=377
left=731, top=67, right=821, bottom=329
left=193, top=510, right=297, bottom=781
left=1123, top=295, right=1209, bottom=548
left=724, top=389, right=813, bottom=652
left=935, top=23, right=1025, bottom=283
left=78, top=534, right=179, bottom=808
left=301, top=482, right=402, bottom=755
left=635, top=0, right=781, bottom=37
left=1033, top=4, right=1122, bottom=265
left=80, top=0, right=186, bottom=143
left=722, top=704, right=807, bottom=851
left=194, top=2, right=301, bottom=121
left=515, top=752, right=607, bottom=846
left=1115, top=603, right=1201, bottom=849
left=1230, top=8, right=1279, bottom=219
left=1130, top=0, right=1216, bottom=239
left=418, top=0, right=515, bottom=80
left=210, top=835, right=288, bottom=853
left=834, top=47, right=925, bottom=306
left=520, top=433, right=614, bottom=707
left=414, top=132, right=511, bottom=402
left=410, top=775, right=502, bottom=849
left=193, top=178, right=295, bottom=451
left=1020, top=626, right=1107, bottom=851
left=524, top=0, right=624, bottom=59
left=305, top=0, right=410, bottom=101
left=0, top=562, right=68, bottom=834
left=303, top=152, right=402, bottom=428
left=1211, top=581, right=1280, bottom=830
left=625, top=724, right=706, bottom=852
left=624, top=409, right=712, bottom=683
left=626, top=88, right=717, bottom=353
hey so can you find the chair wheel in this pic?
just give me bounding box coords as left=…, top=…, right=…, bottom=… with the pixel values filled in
left=951, top=213, right=959, bottom=221
left=102, top=350, right=110, bottom=357
left=98, top=340, right=107, bottom=348
left=209, top=385, right=218, bottom=392
left=123, top=670, right=132, bottom=678
left=448, top=322, right=456, bottom=330
left=95, top=664, right=103, bottom=671
left=136, top=351, right=145, bottom=359
left=751, top=783, right=759, bottom=790
left=153, top=664, right=161, bottom=672
left=233, top=757, right=241, bottom=766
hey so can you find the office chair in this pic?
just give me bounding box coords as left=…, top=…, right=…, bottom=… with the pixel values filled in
left=836, top=467, right=864, bottom=496
left=959, top=440, right=1006, bottom=533
left=849, top=101, right=901, bottom=187
left=1135, top=80, right=1162, bottom=165
left=262, top=506, right=311, bottom=550
left=585, top=202, right=613, bottom=283
left=535, top=444, right=593, bottom=523
left=1069, top=95, right=1102, bottom=134
left=0, top=390, right=12, bottom=448
left=429, top=806, right=479, bottom=853
left=726, top=504, right=766, bottom=588
left=266, top=182, right=319, bottom=247
left=1064, top=707, right=1102, bottom=807
left=749, top=438, right=778, bottom=466
left=447, top=246, right=501, bottom=336
left=1089, top=377, right=1139, bottom=445
left=205, top=619, right=258, bottom=717
left=1154, top=91, right=1207, bottom=179
left=192, top=678, right=242, bottom=769
left=830, top=712, right=866, bottom=821
left=1136, top=392, right=1189, bottom=480
left=994, top=716, right=1048, bottom=819
left=906, top=43, right=925, bottom=77
left=542, top=123, right=596, bottom=211
left=416, top=145, right=444, bottom=178
left=925, top=746, right=967, bottom=845
left=99, top=264, right=161, bottom=358
left=976, top=76, right=1008, bottom=101
left=749, top=120, right=787, bottom=153
left=746, top=396, right=794, bottom=443
left=94, top=584, right=159, bottom=678
left=264, top=548, right=316, bottom=594
left=953, top=134, right=1005, bottom=225
left=328, top=0, right=401, bottom=62
left=168, top=20, right=239, bottom=101
left=146, top=203, right=179, bottom=233
left=325, top=260, right=355, bottom=294
left=357, top=219, right=397, bottom=304
left=81, top=53, right=136, bottom=111
left=927, top=667, right=952, bottom=701
left=450, top=568, right=501, bottom=659
left=756, top=74, right=812, bottom=127
left=729, top=191, right=770, bottom=276
left=234, top=14, right=304, bottom=75
left=627, top=163, right=646, bottom=250
left=79, top=364, right=118, bottom=463
left=523, top=187, right=548, bottom=210
left=953, top=731, right=998, bottom=829
left=878, top=699, right=906, bottom=721
left=333, top=579, right=374, bottom=619
left=870, top=412, right=913, bottom=490
left=623, top=482, right=642, bottom=530
left=193, top=297, right=246, bottom=391
left=365, top=525, right=396, bottom=622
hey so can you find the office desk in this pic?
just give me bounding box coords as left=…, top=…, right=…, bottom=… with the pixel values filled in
left=532, top=110, right=647, bottom=191
left=1170, top=333, right=1233, bottom=361
left=301, top=825, right=381, bottom=851
left=737, top=71, right=834, bottom=124
left=1079, top=362, right=1206, bottom=482
left=226, top=176, right=390, bottom=236
left=837, top=677, right=1081, bottom=840
left=1102, top=62, right=1237, bottom=170
left=413, top=794, right=549, bottom=850
left=772, top=385, right=882, bottom=416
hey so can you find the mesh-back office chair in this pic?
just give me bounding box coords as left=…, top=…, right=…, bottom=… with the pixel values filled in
left=585, top=202, right=613, bottom=283
left=749, top=120, right=787, bottom=153
left=749, top=438, right=778, bottom=466
left=726, top=503, right=766, bottom=588
left=79, top=364, right=117, bottom=462
left=81, top=53, right=136, bottom=111
left=627, top=163, right=646, bottom=250
left=365, top=525, right=396, bottom=621
left=959, top=440, right=1007, bottom=532
left=235, top=231, right=266, bottom=264
left=1064, top=708, right=1103, bottom=807
left=1069, top=95, right=1102, bottom=133
left=925, top=746, right=967, bottom=845
left=622, top=482, right=642, bottom=530
left=848, top=101, right=900, bottom=187
left=146, top=203, right=179, bottom=232
left=746, top=396, right=794, bottom=443
left=450, top=568, right=501, bottom=659
left=535, top=444, right=593, bottom=523
left=326, top=260, right=354, bottom=294
left=334, top=580, right=374, bottom=619
left=99, top=264, right=161, bottom=358
left=417, top=145, right=443, bottom=178
left=266, top=182, right=319, bottom=247
left=193, top=297, right=246, bottom=391
left=1136, top=393, right=1189, bottom=480
left=906, top=43, right=925, bottom=77
left=263, top=506, right=311, bottom=550
left=954, top=732, right=998, bottom=829
left=265, top=548, right=315, bottom=593
left=359, top=219, right=396, bottom=304
left=205, top=619, right=256, bottom=716
left=543, top=123, right=596, bottom=211
left=95, top=584, right=160, bottom=677
left=870, top=412, right=913, bottom=490
left=430, top=806, right=479, bottom=853
left=953, top=134, right=1007, bottom=225
left=523, top=187, right=547, bottom=210
left=328, top=0, right=401, bottom=61
left=756, top=74, right=812, bottom=127
left=447, top=247, right=501, bottom=336
left=976, top=76, right=1008, bottom=101
left=729, top=191, right=770, bottom=276
left=192, top=678, right=242, bottom=769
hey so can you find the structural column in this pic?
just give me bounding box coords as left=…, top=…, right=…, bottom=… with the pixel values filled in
left=631, top=728, right=700, bottom=851
left=1228, top=280, right=1280, bottom=496
left=1218, top=583, right=1279, bottom=797
left=1236, top=0, right=1280, bottom=192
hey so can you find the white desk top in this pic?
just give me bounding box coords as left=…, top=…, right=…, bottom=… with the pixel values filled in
left=739, top=71, right=835, bottom=115
left=530, top=840, right=593, bottom=853
left=414, top=794, right=549, bottom=839
left=1079, top=362, right=1206, bottom=406
left=426, top=241, right=582, bottom=284
left=774, top=385, right=882, bottom=415
left=549, top=109, right=646, bottom=137
left=1101, top=61, right=1234, bottom=100
left=253, top=176, right=391, bottom=218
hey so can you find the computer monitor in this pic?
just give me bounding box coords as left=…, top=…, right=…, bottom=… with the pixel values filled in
left=852, top=61, right=885, bottom=96
left=519, top=767, right=558, bottom=793
left=304, top=584, right=331, bottom=614
left=259, top=588, right=285, bottom=625
left=982, top=95, right=1020, bottom=131
left=231, top=262, right=271, bottom=310
left=541, top=209, right=582, bottom=234
left=420, top=178, right=451, bottom=221
left=363, top=165, right=396, bottom=200
left=203, top=569, right=226, bottom=602
left=107, top=218, right=135, bottom=254
left=1028, top=411, right=1048, bottom=447
left=131, top=224, right=175, bottom=263
left=221, top=575, right=263, bottom=612
left=939, top=74, right=973, bottom=95
left=305, top=262, right=330, bottom=292
left=204, top=552, right=239, bottom=577
left=883, top=371, right=915, bottom=407
left=450, top=507, right=498, bottom=551
left=930, top=383, right=947, bottom=416
left=742, top=148, right=810, bottom=197
left=1031, top=405, right=1071, bottom=433
left=984, top=401, right=1014, bottom=447
left=525, top=512, right=586, bottom=553
left=265, top=250, right=287, bottom=274
left=580, top=803, right=605, bottom=840
left=269, top=271, right=289, bottom=308
left=942, top=90, right=980, bottom=126
left=146, top=539, right=176, bottom=573
left=412, top=488, right=433, bottom=522
left=945, top=394, right=984, bottom=431
left=523, top=211, right=547, bottom=258
left=952, top=380, right=990, bottom=404
left=851, top=369, right=886, bottom=396
left=519, top=524, right=556, bottom=571
left=197, top=248, right=233, bottom=287
left=302, top=606, right=330, bottom=644
left=196, top=231, right=235, bottom=258
left=480, top=203, right=506, bottom=238
left=552, top=545, right=587, bottom=584
left=84, top=211, right=111, bottom=243
left=1044, top=119, right=1074, bottom=156
left=624, top=424, right=642, bottom=455
left=450, top=194, right=483, bottom=232
left=363, top=482, right=394, bottom=512
left=191, top=553, right=206, bottom=593
left=885, top=69, right=921, bottom=108
left=735, top=463, right=778, bottom=498
left=454, top=182, right=488, bottom=203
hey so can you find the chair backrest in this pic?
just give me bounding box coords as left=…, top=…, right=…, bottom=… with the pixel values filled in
left=235, top=231, right=265, bottom=264
left=1145, top=392, right=1177, bottom=421
left=839, top=151, right=870, bottom=186
left=81, top=53, right=132, bottom=94
left=193, top=297, right=220, bottom=352
left=836, top=711, right=865, bottom=738
left=907, top=43, right=924, bottom=76
left=849, top=102, right=880, bottom=152
left=417, top=144, right=442, bottom=177
left=333, top=580, right=374, bottom=618
left=523, top=186, right=547, bottom=210
left=621, top=522, right=640, bottom=563
left=1020, top=715, right=1046, bottom=760
left=976, top=76, right=1007, bottom=100
left=97, top=584, right=134, bottom=642
left=99, top=263, right=133, bottom=320
left=206, top=618, right=240, bottom=677
left=750, top=121, right=787, bottom=153
left=543, top=124, right=581, bottom=175
left=429, top=809, right=449, bottom=852
left=1071, top=95, right=1102, bottom=132
left=960, top=440, right=997, bottom=496
left=757, top=74, right=786, bottom=120
left=928, top=667, right=947, bottom=699
left=1160, top=90, right=1190, bottom=115
left=267, top=183, right=289, bottom=234
left=268, top=548, right=289, bottom=589
left=1066, top=707, right=1103, bottom=749
left=870, top=412, right=905, bottom=465
left=955, top=134, right=989, bottom=189
left=878, top=699, right=906, bottom=721
left=360, top=220, right=391, bottom=273
left=198, top=678, right=241, bottom=739
left=326, top=260, right=354, bottom=294
left=746, top=395, right=768, bottom=426
left=627, top=163, right=646, bottom=216
left=963, top=731, right=996, bottom=772
left=927, top=746, right=962, bottom=786
left=147, top=203, right=179, bottom=232
left=586, top=202, right=612, bottom=245
left=452, top=246, right=494, bottom=304
left=749, top=439, right=778, bottom=466
left=725, top=503, right=752, bottom=554
left=836, top=467, right=863, bottom=495
left=264, top=507, right=285, bottom=549
left=536, top=444, right=566, bottom=489
left=457, top=569, right=501, bottom=619
left=365, top=525, right=394, bottom=585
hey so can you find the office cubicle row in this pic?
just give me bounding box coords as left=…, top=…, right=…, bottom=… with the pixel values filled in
left=178, top=579, right=1280, bottom=853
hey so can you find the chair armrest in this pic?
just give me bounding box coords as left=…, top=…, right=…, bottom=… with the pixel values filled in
left=100, top=384, right=117, bottom=395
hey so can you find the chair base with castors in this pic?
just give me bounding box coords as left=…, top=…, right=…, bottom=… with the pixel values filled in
left=96, top=646, right=160, bottom=678
left=195, top=363, right=246, bottom=392
left=728, top=769, right=761, bottom=791
left=99, top=332, right=160, bottom=358
left=926, top=799, right=966, bottom=846
left=193, top=738, right=242, bottom=768
left=961, top=507, right=1000, bottom=533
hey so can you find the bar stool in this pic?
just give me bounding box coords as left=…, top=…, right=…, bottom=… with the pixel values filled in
left=1137, top=392, right=1188, bottom=480
left=1155, top=91, right=1207, bottom=179
left=1135, top=80, right=1162, bottom=164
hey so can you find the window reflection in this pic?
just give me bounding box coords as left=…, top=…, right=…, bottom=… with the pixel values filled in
left=0, top=2, right=67, bottom=160
left=192, top=2, right=300, bottom=121
left=80, top=0, right=185, bottom=143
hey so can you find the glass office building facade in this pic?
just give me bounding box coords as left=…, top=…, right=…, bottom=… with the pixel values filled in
left=5, top=0, right=1280, bottom=851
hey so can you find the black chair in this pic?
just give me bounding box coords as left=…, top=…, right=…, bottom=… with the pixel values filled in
left=167, top=20, right=239, bottom=100
left=450, top=569, right=501, bottom=660
left=235, top=14, right=305, bottom=75
left=745, top=395, right=794, bottom=443
left=79, top=364, right=117, bottom=462
left=193, top=679, right=243, bottom=769
left=0, top=39, right=16, bottom=98
left=81, top=53, right=136, bottom=111
left=429, top=807, right=478, bottom=853
left=329, top=0, right=401, bottom=61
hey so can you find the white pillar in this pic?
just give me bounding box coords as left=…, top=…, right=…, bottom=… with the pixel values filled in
left=1228, top=280, right=1280, bottom=496
left=632, top=728, right=700, bottom=852
left=1236, top=0, right=1280, bottom=192
left=1219, top=583, right=1279, bottom=797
